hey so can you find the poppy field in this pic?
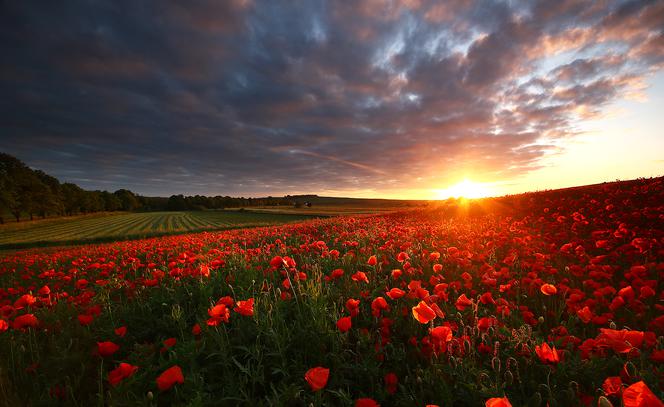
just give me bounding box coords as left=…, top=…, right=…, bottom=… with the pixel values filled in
left=0, top=178, right=663, bottom=406
left=0, top=211, right=314, bottom=250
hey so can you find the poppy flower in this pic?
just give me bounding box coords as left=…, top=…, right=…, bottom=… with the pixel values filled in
left=371, top=297, right=389, bottom=317
left=351, top=271, right=369, bottom=283
left=540, top=284, right=557, bottom=296
left=577, top=306, right=593, bottom=323
left=97, top=341, right=120, bottom=358
left=0, top=319, right=8, bottom=332
left=602, top=376, right=622, bottom=397
left=356, top=398, right=380, bottom=407
left=346, top=298, right=361, bottom=317
left=535, top=342, right=560, bottom=364
left=386, top=288, right=405, bottom=300
left=336, top=316, right=352, bottom=333
left=234, top=298, right=254, bottom=317
left=367, top=255, right=377, bottom=266
left=485, top=397, right=512, bottom=407
left=78, top=314, right=94, bottom=326
left=412, top=301, right=437, bottom=324
left=397, top=252, right=409, bottom=262
left=108, top=363, right=138, bottom=387
left=622, top=381, right=663, bottom=407
left=114, top=326, right=127, bottom=337
left=161, top=337, right=177, bottom=352
left=430, top=326, right=453, bottom=343
left=13, top=314, right=39, bottom=329
left=384, top=372, right=398, bottom=394
left=304, top=366, right=329, bottom=392
left=207, top=304, right=230, bottom=325
left=192, top=323, right=201, bottom=336
left=455, top=294, right=473, bottom=311
left=156, top=365, right=184, bottom=391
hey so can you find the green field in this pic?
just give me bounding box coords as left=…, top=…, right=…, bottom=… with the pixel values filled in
left=0, top=211, right=316, bottom=249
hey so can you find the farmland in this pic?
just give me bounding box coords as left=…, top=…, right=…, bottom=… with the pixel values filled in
left=0, top=177, right=663, bottom=406
left=0, top=211, right=316, bottom=249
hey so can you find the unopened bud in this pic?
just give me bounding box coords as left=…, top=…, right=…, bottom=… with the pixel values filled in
left=147, top=391, right=154, bottom=400
left=598, top=396, right=614, bottom=407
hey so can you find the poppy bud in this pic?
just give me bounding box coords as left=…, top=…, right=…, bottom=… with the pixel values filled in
left=491, top=357, right=501, bottom=372
left=449, top=356, right=457, bottom=369
left=568, top=381, right=579, bottom=395
left=478, top=372, right=490, bottom=385
left=609, top=321, right=617, bottom=330
left=538, top=316, right=544, bottom=324
left=463, top=339, right=471, bottom=354
left=147, top=391, right=154, bottom=400
left=597, top=396, right=613, bottom=407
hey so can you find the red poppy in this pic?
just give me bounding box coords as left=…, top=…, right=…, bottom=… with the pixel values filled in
left=540, top=284, right=557, bottom=296
left=13, top=314, right=39, bottom=329
left=192, top=323, right=201, bottom=336
left=207, top=304, right=230, bottom=325
left=485, top=397, right=512, bottom=407
left=412, top=301, right=437, bottom=324
left=346, top=298, right=361, bottom=317
left=356, top=398, right=380, bottom=407
left=156, top=365, right=184, bottom=391
left=114, top=326, right=127, bottom=337
left=371, top=297, right=389, bottom=317
left=351, top=271, right=369, bottom=283
left=622, top=381, right=663, bottom=407
left=430, top=326, right=453, bottom=343
left=337, top=316, right=352, bottom=333
left=384, top=372, right=398, bottom=394
left=0, top=319, right=8, bottom=332
left=455, top=294, right=473, bottom=311
left=397, top=252, right=409, bottom=262
left=161, top=337, right=177, bottom=352
left=577, top=306, right=593, bottom=323
left=386, top=288, right=405, bottom=300
left=78, top=314, right=94, bottom=326
left=535, top=342, right=560, bottom=364
left=602, top=376, right=623, bottom=397
left=234, top=298, right=254, bottom=317
left=304, top=366, right=329, bottom=392
left=367, top=255, right=377, bottom=266
left=97, top=341, right=120, bottom=358
left=108, top=362, right=138, bottom=387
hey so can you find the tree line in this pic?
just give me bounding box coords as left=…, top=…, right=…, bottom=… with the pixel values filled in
left=0, top=153, right=298, bottom=223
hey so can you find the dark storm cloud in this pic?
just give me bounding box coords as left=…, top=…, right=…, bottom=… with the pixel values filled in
left=1, top=0, right=662, bottom=196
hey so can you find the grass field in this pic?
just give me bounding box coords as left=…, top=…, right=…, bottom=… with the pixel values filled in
left=0, top=211, right=316, bottom=249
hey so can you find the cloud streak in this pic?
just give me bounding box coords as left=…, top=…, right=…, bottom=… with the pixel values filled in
left=1, top=0, right=662, bottom=196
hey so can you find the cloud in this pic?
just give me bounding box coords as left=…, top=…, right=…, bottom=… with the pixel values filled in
left=0, top=0, right=662, bottom=196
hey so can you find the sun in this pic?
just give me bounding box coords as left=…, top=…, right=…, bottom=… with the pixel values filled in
left=433, top=179, right=493, bottom=200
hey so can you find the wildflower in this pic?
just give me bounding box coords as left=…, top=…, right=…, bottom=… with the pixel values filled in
left=304, top=366, right=329, bottom=392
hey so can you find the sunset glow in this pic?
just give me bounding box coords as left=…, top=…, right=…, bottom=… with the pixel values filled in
left=432, top=180, right=493, bottom=200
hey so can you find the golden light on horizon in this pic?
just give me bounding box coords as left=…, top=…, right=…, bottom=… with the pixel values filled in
left=432, top=179, right=493, bottom=200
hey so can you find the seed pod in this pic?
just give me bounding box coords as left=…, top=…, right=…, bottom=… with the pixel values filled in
left=538, top=316, right=545, bottom=324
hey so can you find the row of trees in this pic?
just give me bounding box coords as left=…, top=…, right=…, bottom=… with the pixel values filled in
left=0, top=153, right=145, bottom=223
left=0, top=153, right=307, bottom=223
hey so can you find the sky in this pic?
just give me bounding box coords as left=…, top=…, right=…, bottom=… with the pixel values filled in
left=1, top=0, right=663, bottom=199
